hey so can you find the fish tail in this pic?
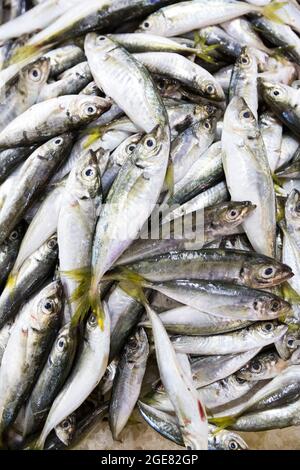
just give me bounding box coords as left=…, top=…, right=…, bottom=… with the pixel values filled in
left=282, top=282, right=300, bottom=304
left=193, top=31, right=218, bottom=64
left=82, top=127, right=104, bottom=149
left=261, top=1, right=287, bottom=24
left=90, top=292, right=105, bottom=331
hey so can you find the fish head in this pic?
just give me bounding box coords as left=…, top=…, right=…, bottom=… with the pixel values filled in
left=136, top=123, right=168, bottom=163
left=252, top=293, right=291, bottom=320
left=237, top=351, right=280, bottom=380
left=33, top=281, right=63, bottom=331
left=75, top=150, right=101, bottom=199
left=255, top=321, right=288, bottom=341
left=195, top=116, right=217, bottom=139
left=22, top=57, right=50, bottom=89
left=258, top=78, right=289, bottom=110
left=285, top=189, right=300, bottom=228
left=213, top=429, right=248, bottom=450
left=224, top=96, right=257, bottom=135
left=241, top=256, right=293, bottom=288
left=137, top=11, right=167, bottom=35
left=76, top=96, right=112, bottom=124
left=207, top=201, right=256, bottom=232
left=54, top=413, right=76, bottom=446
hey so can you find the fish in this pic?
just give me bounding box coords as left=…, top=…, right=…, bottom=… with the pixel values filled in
left=237, top=350, right=292, bottom=381
left=119, top=248, right=293, bottom=288
left=259, top=111, right=283, bottom=173
left=0, top=281, right=63, bottom=437
left=85, top=33, right=168, bottom=133
left=90, top=123, right=170, bottom=308
left=0, top=223, right=26, bottom=287
left=35, top=311, right=110, bottom=449
left=0, top=57, right=50, bottom=131
left=109, top=327, right=149, bottom=439
left=0, top=95, right=111, bottom=148
left=145, top=303, right=208, bottom=450
left=0, top=134, right=73, bottom=245
left=58, top=151, right=102, bottom=323
left=138, top=0, right=284, bottom=37
left=0, top=234, right=58, bottom=329
left=222, top=96, right=276, bottom=257
left=259, top=79, right=300, bottom=137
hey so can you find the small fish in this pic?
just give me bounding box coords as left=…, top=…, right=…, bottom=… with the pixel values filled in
left=109, top=328, right=149, bottom=439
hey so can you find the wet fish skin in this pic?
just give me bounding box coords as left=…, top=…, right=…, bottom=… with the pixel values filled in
left=109, top=327, right=149, bottom=439
left=0, top=146, right=35, bottom=184
left=0, top=280, right=63, bottom=436
left=0, top=234, right=58, bottom=329
left=142, top=279, right=291, bottom=322
left=0, top=95, right=111, bottom=148
left=85, top=33, right=167, bottom=133
left=237, top=350, right=291, bottom=381
left=0, top=133, right=73, bottom=245
left=23, top=323, right=77, bottom=436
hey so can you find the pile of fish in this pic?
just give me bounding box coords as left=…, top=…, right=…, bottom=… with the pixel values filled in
left=1, top=0, right=300, bottom=451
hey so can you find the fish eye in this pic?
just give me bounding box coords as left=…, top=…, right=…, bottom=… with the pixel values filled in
left=287, top=338, right=295, bottom=348
left=205, top=83, right=215, bottom=95
left=42, top=299, right=55, bottom=314
left=263, top=322, right=274, bottom=332
left=204, top=120, right=211, bottom=130
left=56, top=337, right=67, bottom=351
left=61, top=419, right=70, bottom=429
left=143, top=21, right=150, bottom=29
left=54, top=137, right=63, bottom=146
left=83, top=166, right=96, bottom=179
left=229, top=440, right=239, bottom=450
left=88, top=314, right=97, bottom=327
left=97, top=36, right=106, bottom=42
left=251, top=361, right=262, bottom=372
left=262, top=266, right=275, bottom=279
left=29, top=67, right=42, bottom=81
left=9, top=230, right=19, bottom=241
left=145, top=137, right=156, bottom=148
left=253, top=300, right=258, bottom=310
left=47, top=238, right=57, bottom=249
left=127, top=144, right=136, bottom=153
left=270, top=300, right=280, bottom=312
left=85, top=105, right=97, bottom=116
left=272, top=89, right=281, bottom=97
left=205, top=105, right=215, bottom=115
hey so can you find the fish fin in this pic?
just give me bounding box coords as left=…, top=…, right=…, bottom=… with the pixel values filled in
left=90, top=295, right=105, bottom=331
left=9, top=44, right=40, bottom=64
left=62, top=267, right=92, bottom=327
left=164, top=161, right=174, bottom=198
left=103, top=267, right=146, bottom=285
left=261, top=1, right=287, bottom=24
left=193, top=32, right=218, bottom=64
left=209, top=415, right=236, bottom=429
left=6, top=271, right=17, bottom=293
left=119, top=280, right=148, bottom=305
